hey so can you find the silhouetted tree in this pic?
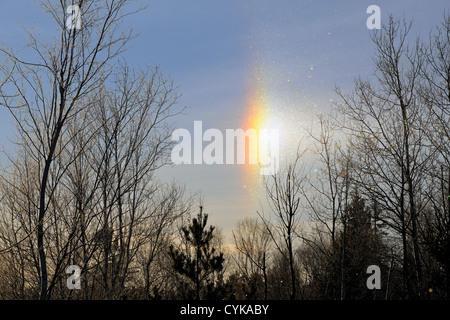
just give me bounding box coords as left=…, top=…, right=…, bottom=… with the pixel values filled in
left=233, top=217, right=271, bottom=300
left=337, top=193, right=387, bottom=299
left=336, top=17, right=430, bottom=298
left=169, top=206, right=224, bottom=300
left=259, top=150, right=307, bottom=300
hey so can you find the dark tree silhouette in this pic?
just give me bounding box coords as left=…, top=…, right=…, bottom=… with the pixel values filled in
left=337, top=194, right=387, bottom=299
left=169, top=206, right=224, bottom=300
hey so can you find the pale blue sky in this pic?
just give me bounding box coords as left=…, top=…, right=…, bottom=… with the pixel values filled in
left=0, top=0, right=448, bottom=243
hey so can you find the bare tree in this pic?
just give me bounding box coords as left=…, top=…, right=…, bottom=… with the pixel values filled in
left=132, top=183, right=191, bottom=299
left=258, top=150, right=307, bottom=300
left=233, top=217, right=271, bottom=300
left=76, top=63, right=182, bottom=299
left=0, top=0, right=146, bottom=299
left=0, top=0, right=193, bottom=301
left=335, top=17, right=433, bottom=298
left=418, top=13, right=450, bottom=299
left=302, top=114, right=353, bottom=298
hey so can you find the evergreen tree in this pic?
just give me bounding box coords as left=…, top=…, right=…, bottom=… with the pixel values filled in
left=337, top=194, right=387, bottom=299
left=169, top=206, right=225, bottom=300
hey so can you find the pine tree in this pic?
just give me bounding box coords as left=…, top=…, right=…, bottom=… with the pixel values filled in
left=338, top=193, right=387, bottom=299
left=169, top=206, right=225, bottom=300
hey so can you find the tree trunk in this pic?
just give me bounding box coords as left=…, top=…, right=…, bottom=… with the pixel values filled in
left=400, top=99, right=423, bottom=298
left=38, top=119, right=64, bottom=300
left=263, top=253, right=268, bottom=300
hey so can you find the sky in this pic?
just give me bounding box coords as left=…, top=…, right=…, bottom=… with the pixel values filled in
left=0, top=0, right=449, bottom=244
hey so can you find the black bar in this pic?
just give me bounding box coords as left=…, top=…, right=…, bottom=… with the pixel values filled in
left=0, top=300, right=447, bottom=319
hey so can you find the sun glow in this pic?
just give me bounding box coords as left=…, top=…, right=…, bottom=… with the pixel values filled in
left=240, top=71, right=275, bottom=196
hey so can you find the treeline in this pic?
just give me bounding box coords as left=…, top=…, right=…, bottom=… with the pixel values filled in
left=229, top=15, right=450, bottom=300
left=0, top=1, right=448, bottom=300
